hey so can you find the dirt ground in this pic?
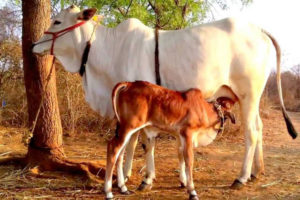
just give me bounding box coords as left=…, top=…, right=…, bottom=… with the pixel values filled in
left=0, top=110, right=299, bottom=200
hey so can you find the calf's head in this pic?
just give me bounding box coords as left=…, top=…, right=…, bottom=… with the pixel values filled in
left=195, top=96, right=236, bottom=147
left=216, top=97, right=236, bottom=124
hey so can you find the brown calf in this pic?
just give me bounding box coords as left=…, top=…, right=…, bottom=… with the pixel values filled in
left=104, top=81, right=236, bottom=200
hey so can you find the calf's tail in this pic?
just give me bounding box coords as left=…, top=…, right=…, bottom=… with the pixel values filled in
left=112, top=82, right=129, bottom=122
left=263, top=30, right=298, bottom=139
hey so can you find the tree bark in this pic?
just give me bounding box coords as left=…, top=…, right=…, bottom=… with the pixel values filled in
left=19, top=0, right=106, bottom=180
left=22, top=0, right=64, bottom=166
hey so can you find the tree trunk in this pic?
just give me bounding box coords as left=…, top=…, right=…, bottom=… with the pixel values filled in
left=22, top=0, right=64, bottom=168
left=19, top=0, right=106, bottom=179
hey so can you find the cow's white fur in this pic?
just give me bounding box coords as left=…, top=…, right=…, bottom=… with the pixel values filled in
left=33, top=5, right=281, bottom=186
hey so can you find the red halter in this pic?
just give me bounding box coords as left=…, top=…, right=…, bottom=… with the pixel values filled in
left=42, top=21, right=87, bottom=55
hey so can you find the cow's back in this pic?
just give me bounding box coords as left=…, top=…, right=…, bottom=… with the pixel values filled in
left=159, top=17, right=272, bottom=99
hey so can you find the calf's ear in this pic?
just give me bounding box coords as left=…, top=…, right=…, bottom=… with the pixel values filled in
left=78, top=8, right=97, bottom=21
left=216, top=97, right=235, bottom=110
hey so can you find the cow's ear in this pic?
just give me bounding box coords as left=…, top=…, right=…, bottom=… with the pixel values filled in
left=78, top=8, right=97, bottom=21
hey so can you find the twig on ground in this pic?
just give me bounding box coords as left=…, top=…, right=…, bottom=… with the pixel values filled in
left=0, top=151, right=12, bottom=156
left=139, top=165, right=146, bottom=174
left=32, top=195, right=54, bottom=199
left=261, top=179, right=282, bottom=188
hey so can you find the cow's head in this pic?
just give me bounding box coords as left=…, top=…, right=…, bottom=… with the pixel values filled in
left=32, top=5, right=97, bottom=72
left=216, top=97, right=236, bottom=124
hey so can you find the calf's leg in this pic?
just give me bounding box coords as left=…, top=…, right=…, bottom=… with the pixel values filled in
left=123, top=131, right=139, bottom=181
left=116, top=147, right=130, bottom=194
left=105, top=124, right=145, bottom=199
left=177, top=138, right=187, bottom=187
left=181, top=129, right=198, bottom=200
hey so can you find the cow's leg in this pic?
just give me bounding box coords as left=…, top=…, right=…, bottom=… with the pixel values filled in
left=231, top=98, right=260, bottom=189
left=138, top=130, right=156, bottom=191
left=123, top=131, right=139, bottom=181
left=251, top=113, right=264, bottom=180
left=181, top=129, right=198, bottom=200
left=177, top=138, right=187, bottom=188
left=105, top=124, right=141, bottom=199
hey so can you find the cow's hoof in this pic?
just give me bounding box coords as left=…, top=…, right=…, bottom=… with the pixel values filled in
left=230, top=179, right=244, bottom=190
left=180, top=182, right=186, bottom=188
left=189, top=194, right=199, bottom=200
left=137, top=181, right=152, bottom=191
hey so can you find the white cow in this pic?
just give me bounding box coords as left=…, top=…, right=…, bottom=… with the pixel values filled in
left=33, top=5, right=297, bottom=199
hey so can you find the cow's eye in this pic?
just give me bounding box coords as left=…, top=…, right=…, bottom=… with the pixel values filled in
left=54, top=20, right=61, bottom=25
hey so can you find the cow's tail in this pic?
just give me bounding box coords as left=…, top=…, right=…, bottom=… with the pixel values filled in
left=112, top=82, right=129, bottom=122
left=263, top=30, right=298, bottom=139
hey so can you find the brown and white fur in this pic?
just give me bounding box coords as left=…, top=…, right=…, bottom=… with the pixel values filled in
left=104, top=81, right=236, bottom=200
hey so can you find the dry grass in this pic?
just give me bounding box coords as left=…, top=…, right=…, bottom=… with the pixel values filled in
left=0, top=65, right=117, bottom=137
left=0, top=68, right=27, bottom=127
left=0, top=110, right=299, bottom=199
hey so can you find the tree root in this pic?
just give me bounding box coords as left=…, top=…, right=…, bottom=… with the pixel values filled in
left=0, top=146, right=108, bottom=185
left=0, top=154, right=26, bottom=166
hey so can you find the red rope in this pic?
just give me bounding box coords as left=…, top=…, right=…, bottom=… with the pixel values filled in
left=43, top=21, right=87, bottom=55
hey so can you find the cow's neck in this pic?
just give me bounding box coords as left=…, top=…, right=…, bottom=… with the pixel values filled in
left=85, top=26, right=116, bottom=80
left=80, top=25, right=115, bottom=118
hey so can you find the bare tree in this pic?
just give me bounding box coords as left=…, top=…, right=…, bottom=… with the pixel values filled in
left=0, top=5, right=21, bottom=41
left=291, top=64, right=300, bottom=98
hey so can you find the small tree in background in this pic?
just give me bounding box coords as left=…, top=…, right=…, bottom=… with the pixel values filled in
left=264, top=67, right=300, bottom=111
left=291, top=64, right=300, bottom=99
left=0, top=5, right=24, bottom=125
left=0, top=5, right=20, bottom=41
left=51, top=0, right=253, bottom=29
left=0, top=5, right=22, bottom=88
